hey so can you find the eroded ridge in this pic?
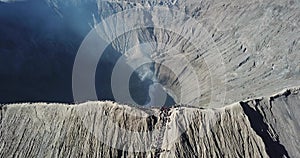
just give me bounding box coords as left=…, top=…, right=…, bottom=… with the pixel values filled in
left=0, top=87, right=299, bottom=157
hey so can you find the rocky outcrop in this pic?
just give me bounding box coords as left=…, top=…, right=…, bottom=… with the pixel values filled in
left=0, top=87, right=299, bottom=157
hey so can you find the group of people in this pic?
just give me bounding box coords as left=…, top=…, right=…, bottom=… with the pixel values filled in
left=159, top=107, right=171, bottom=131
left=153, top=107, right=173, bottom=156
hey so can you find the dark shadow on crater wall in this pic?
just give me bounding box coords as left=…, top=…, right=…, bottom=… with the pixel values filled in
left=0, top=0, right=176, bottom=106
left=0, top=0, right=84, bottom=103
left=240, top=101, right=290, bottom=158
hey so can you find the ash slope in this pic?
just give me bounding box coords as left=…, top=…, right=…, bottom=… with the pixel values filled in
left=0, top=87, right=299, bottom=158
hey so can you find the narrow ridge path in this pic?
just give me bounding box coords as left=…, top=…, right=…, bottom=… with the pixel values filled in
left=154, top=107, right=172, bottom=158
